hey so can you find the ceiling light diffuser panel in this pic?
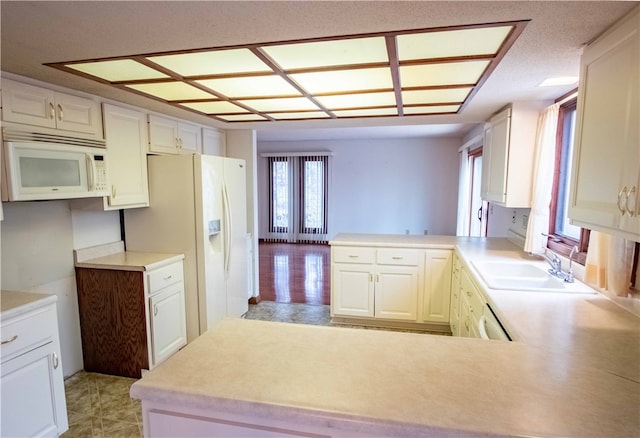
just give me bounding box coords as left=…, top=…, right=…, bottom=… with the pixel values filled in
left=48, top=21, right=527, bottom=123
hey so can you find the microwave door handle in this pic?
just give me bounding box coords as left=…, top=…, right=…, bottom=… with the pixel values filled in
left=86, top=154, right=95, bottom=191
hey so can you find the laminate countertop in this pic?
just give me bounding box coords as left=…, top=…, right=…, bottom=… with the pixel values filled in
left=131, top=236, right=640, bottom=437
left=74, top=251, right=184, bottom=272
left=1, top=290, right=56, bottom=321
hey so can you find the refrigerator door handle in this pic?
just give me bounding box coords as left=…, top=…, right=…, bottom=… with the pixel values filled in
left=223, top=183, right=232, bottom=278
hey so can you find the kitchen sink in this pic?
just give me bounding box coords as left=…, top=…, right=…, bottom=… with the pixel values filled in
left=471, top=261, right=597, bottom=294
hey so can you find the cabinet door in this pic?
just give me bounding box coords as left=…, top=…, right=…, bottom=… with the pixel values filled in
left=150, top=283, right=187, bottom=367
left=1, top=342, right=68, bottom=437
left=375, top=266, right=419, bottom=321
left=570, top=9, right=639, bottom=239
left=178, top=122, right=202, bottom=154
left=1, top=79, right=57, bottom=129
left=449, top=255, right=462, bottom=336
left=54, top=92, right=102, bottom=136
left=149, top=115, right=179, bottom=154
left=331, top=264, right=374, bottom=317
left=423, top=250, right=452, bottom=323
left=483, top=109, right=510, bottom=204
left=202, top=127, right=226, bottom=156
left=103, top=103, right=150, bottom=209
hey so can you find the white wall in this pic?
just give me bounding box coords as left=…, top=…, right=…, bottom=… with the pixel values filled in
left=257, top=137, right=460, bottom=238
left=1, top=200, right=120, bottom=377
left=487, top=204, right=531, bottom=238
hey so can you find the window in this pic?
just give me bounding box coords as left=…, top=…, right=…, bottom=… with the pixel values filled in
left=548, top=95, right=589, bottom=264
left=267, top=154, right=329, bottom=243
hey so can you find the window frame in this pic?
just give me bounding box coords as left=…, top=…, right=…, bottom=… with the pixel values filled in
left=547, top=93, right=589, bottom=265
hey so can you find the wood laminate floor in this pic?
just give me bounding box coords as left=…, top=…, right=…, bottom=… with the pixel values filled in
left=258, top=242, right=330, bottom=306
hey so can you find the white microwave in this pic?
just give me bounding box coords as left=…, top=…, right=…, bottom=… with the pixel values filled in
left=3, top=135, right=109, bottom=201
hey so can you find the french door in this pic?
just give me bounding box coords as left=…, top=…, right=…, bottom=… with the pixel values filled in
left=468, top=148, right=488, bottom=237
left=267, top=153, right=329, bottom=243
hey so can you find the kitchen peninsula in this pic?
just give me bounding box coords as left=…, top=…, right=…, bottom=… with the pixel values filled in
left=130, top=236, right=640, bottom=437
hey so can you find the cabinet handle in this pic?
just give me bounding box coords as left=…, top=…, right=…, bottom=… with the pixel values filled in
left=626, top=186, right=637, bottom=217
left=154, top=304, right=158, bottom=316
left=49, top=102, right=55, bottom=119
left=376, top=274, right=380, bottom=282
left=617, top=186, right=629, bottom=215
left=369, top=273, right=373, bottom=282
left=392, top=256, right=403, bottom=260
left=52, top=352, right=59, bottom=369
left=57, top=104, right=64, bottom=121
left=1, top=335, right=18, bottom=345
left=348, top=255, right=359, bottom=258
left=176, top=138, right=182, bottom=149
left=111, top=185, right=116, bottom=198
left=163, top=275, right=173, bottom=280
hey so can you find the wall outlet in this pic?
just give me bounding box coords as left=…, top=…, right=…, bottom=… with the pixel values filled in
left=424, top=229, right=429, bottom=235
left=522, top=215, right=528, bottom=229
left=405, top=229, right=409, bottom=235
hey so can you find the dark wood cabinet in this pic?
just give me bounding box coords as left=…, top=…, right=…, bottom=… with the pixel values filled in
left=75, top=268, right=149, bottom=378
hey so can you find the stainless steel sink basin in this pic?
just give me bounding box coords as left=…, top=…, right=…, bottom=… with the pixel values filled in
left=471, top=261, right=597, bottom=294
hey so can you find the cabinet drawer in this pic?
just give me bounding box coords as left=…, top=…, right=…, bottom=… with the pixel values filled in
left=462, top=277, right=484, bottom=321
left=376, top=248, right=421, bottom=266
left=332, top=247, right=375, bottom=264
left=1, top=305, right=57, bottom=362
left=147, top=262, right=184, bottom=294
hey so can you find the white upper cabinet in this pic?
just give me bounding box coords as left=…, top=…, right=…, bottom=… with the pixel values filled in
left=1, top=78, right=102, bottom=136
left=202, top=127, right=226, bottom=156
left=481, top=101, right=548, bottom=208
left=149, top=115, right=202, bottom=154
left=569, top=7, right=640, bottom=242
left=102, top=103, right=150, bottom=210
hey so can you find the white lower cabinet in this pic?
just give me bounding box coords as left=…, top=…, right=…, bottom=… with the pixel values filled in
left=332, top=263, right=375, bottom=317
left=0, top=297, right=68, bottom=436
left=332, top=246, right=420, bottom=321
left=332, top=245, right=455, bottom=326
left=459, top=269, right=485, bottom=339
left=422, top=250, right=452, bottom=323
left=449, top=253, right=462, bottom=336
left=149, top=282, right=187, bottom=366
left=375, top=265, right=419, bottom=320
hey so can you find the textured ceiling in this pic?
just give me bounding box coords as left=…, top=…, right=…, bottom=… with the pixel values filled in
left=1, top=1, right=637, bottom=140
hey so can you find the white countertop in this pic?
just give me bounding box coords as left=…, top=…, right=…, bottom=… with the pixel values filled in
left=74, top=251, right=184, bottom=272
left=131, top=235, right=640, bottom=437
left=1, top=290, right=56, bottom=321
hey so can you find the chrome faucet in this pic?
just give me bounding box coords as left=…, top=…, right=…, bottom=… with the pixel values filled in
left=565, top=246, right=579, bottom=283
left=542, top=248, right=577, bottom=283
left=544, top=253, right=563, bottom=277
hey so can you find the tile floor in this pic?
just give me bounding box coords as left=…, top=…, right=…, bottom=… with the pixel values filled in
left=62, top=371, right=141, bottom=438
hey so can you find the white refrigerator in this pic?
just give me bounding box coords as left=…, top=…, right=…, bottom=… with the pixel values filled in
left=125, top=154, right=248, bottom=342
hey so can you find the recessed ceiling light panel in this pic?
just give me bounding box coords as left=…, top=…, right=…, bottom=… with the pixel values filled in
left=47, top=20, right=527, bottom=123
left=126, top=82, right=215, bottom=100
left=263, top=37, right=388, bottom=70
left=148, top=49, right=271, bottom=76
left=196, top=75, right=301, bottom=98
left=397, top=26, right=513, bottom=60
left=400, top=60, right=490, bottom=88
left=315, top=92, right=397, bottom=110
left=179, top=101, right=249, bottom=114
left=290, top=68, right=393, bottom=94
left=65, top=60, right=169, bottom=82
